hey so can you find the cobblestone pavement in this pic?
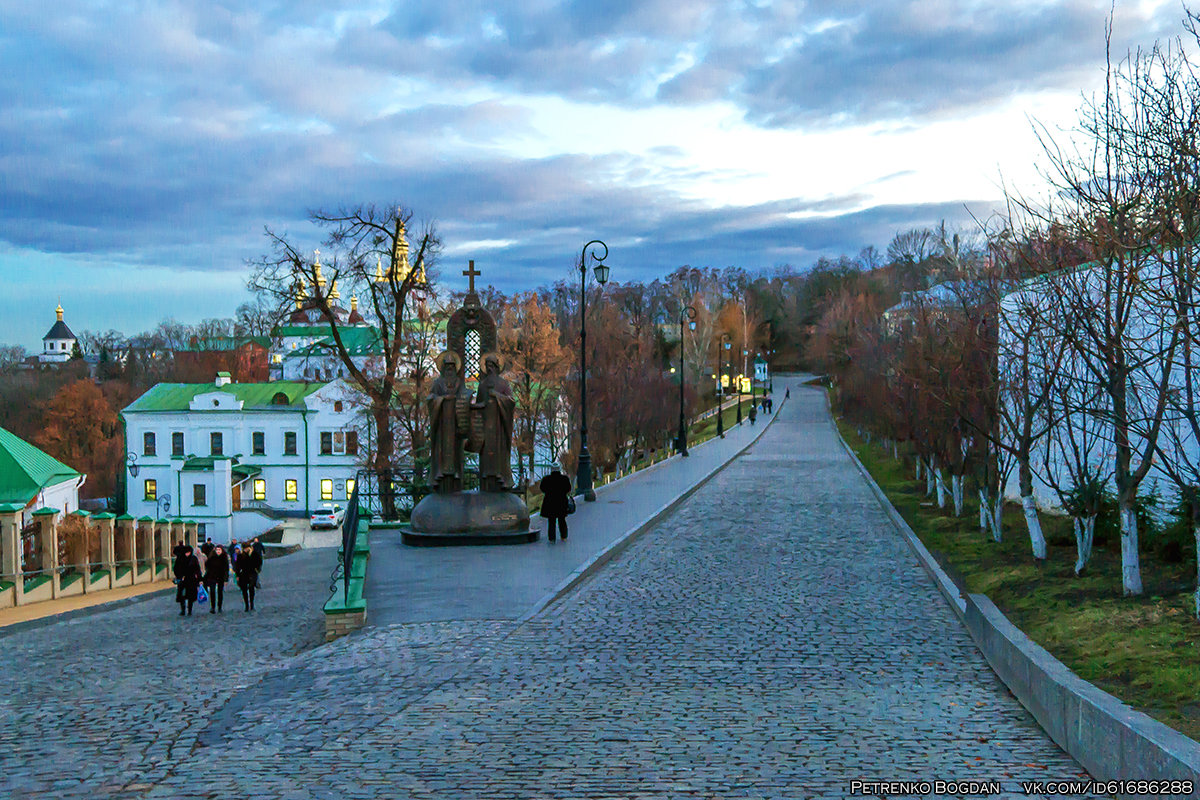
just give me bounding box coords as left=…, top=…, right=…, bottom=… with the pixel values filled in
left=0, top=549, right=328, bottom=799
left=0, top=383, right=1099, bottom=799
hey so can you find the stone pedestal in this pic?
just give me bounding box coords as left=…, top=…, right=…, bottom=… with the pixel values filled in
left=406, top=491, right=535, bottom=546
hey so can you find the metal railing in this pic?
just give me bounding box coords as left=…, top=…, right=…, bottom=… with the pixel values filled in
left=340, top=484, right=360, bottom=604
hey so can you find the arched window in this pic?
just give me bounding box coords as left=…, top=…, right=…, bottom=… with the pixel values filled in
left=272, top=391, right=290, bottom=405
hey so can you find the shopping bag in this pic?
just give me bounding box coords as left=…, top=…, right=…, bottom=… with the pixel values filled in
left=197, top=585, right=208, bottom=604
left=566, top=496, right=577, bottom=515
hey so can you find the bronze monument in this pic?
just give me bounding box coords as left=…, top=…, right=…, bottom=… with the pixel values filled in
left=407, top=262, right=534, bottom=545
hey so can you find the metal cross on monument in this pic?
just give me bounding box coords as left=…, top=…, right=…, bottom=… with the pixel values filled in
left=463, top=260, right=481, bottom=295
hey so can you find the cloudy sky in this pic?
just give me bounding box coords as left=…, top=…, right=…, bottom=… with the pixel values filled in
left=0, top=0, right=1188, bottom=348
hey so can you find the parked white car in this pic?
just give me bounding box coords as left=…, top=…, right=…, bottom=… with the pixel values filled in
left=310, top=504, right=345, bottom=530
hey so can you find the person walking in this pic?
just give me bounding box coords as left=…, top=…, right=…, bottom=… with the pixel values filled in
left=785, top=387, right=790, bottom=399
left=539, top=465, right=572, bottom=543
left=203, top=544, right=229, bottom=614
left=250, top=537, right=264, bottom=588
left=235, top=547, right=258, bottom=612
left=173, top=545, right=201, bottom=616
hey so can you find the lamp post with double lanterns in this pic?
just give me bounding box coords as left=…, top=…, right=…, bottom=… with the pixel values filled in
left=675, top=305, right=698, bottom=456
left=575, top=240, right=610, bottom=502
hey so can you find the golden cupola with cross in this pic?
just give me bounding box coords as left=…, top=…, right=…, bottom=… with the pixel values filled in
left=375, top=221, right=426, bottom=286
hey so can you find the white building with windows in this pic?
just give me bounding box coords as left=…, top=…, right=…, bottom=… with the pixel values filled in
left=121, top=373, right=364, bottom=542
left=39, top=304, right=77, bottom=364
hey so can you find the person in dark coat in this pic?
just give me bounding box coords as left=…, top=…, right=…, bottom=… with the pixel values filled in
left=203, top=545, right=230, bottom=614
left=538, top=465, right=572, bottom=543
left=250, top=537, right=264, bottom=587
left=173, top=545, right=201, bottom=616
left=235, top=547, right=259, bottom=611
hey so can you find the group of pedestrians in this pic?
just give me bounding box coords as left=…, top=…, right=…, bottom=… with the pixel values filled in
left=172, top=538, right=263, bottom=616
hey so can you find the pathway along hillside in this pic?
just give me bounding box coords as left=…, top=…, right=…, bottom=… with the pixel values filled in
left=134, top=380, right=1097, bottom=798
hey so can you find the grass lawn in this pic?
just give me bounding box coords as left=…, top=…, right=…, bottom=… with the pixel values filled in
left=837, top=421, right=1200, bottom=741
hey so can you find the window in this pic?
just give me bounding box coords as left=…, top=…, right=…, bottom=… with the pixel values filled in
left=210, top=432, right=223, bottom=456
left=193, top=484, right=207, bottom=507
left=334, top=401, right=343, bottom=412
left=284, top=479, right=298, bottom=501
left=198, top=523, right=207, bottom=536
left=284, top=431, right=297, bottom=455
left=272, top=391, right=289, bottom=404
left=172, top=432, right=184, bottom=456
left=143, top=479, right=157, bottom=501
left=345, top=478, right=356, bottom=500
left=143, top=432, right=156, bottom=456
left=333, top=431, right=345, bottom=453
left=252, top=431, right=265, bottom=455
left=320, top=432, right=333, bottom=455
left=320, top=479, right=333, bottom=501
left=346, top=430, right=359, bottom=456
left=253, top=479, right=266, bottom=501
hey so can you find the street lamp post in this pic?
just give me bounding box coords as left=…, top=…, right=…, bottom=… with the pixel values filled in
left=576, top=239, right=610, bottom=501
left=722, top=335, right=735, bottom=427
left=715, top=351, right=725, bottom=440
left=676, top=305, right=697, bottom=456
left=735, top=348, right=743, bottom=425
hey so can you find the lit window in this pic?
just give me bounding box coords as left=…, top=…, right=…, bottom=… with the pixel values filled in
left=346, top=478, right=356, bottom=499
left=320, top=479, right=333, bottom=501
left=285, top=479, right=298, bottom=501
left=253, top=479, right=266, bottom=501
left=144, top=479, right=157, bottom=501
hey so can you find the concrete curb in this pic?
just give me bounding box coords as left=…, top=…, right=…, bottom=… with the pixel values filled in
left=518, top=394, right=788, bottom=624
left=825, top=392, right=1200, bottom=796
left=965, top=593, right=1200, bottom=796
left=0, top=585, right=175, bottom=640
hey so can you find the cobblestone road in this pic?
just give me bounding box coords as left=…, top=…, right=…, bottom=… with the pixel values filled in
left=0, top=384, right=1098, bottom=799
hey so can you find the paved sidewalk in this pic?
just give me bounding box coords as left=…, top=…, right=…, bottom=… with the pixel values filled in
left=126, top=374, right=1094, bottom=799
left=365, top=380, right=791, bottom=625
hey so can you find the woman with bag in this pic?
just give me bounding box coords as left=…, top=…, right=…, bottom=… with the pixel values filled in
left=173, top=545, right=201, bottom=616
left=538, top=465, right=573, bottom=543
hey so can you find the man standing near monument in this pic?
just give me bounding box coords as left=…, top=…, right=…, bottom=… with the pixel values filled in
left=428, top=350, right=468, bottom=493
left=474, top=352, right=515, bottom=493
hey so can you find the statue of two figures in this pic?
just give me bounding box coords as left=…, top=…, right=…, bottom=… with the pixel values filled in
left=427, top=349, right=515, bottom=495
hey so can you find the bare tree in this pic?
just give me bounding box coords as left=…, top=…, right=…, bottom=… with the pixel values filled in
left=249, top=203, right=441, bottom=473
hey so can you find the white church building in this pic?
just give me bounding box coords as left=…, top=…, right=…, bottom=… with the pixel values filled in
left=39, top=304, right=77, bottom=364
left=121, top=373, right=364, bottom=542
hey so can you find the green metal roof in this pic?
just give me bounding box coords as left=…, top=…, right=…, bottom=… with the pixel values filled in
left=123, top=381, right=326, bottom=413
left=232, top=463, right=262, bottom=478
left=31, top=507, right=59, bottom=517
left=92, top=512, right=116, bottom=520
left=0, top=427, right=81, bottom=506
left=181, top=456, right=233, bottom=472
left=115, top=513, right=135, bottom=521
left=0, top=502, right=25, bottom=513
left=287, top=327, right=384, bottom=358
